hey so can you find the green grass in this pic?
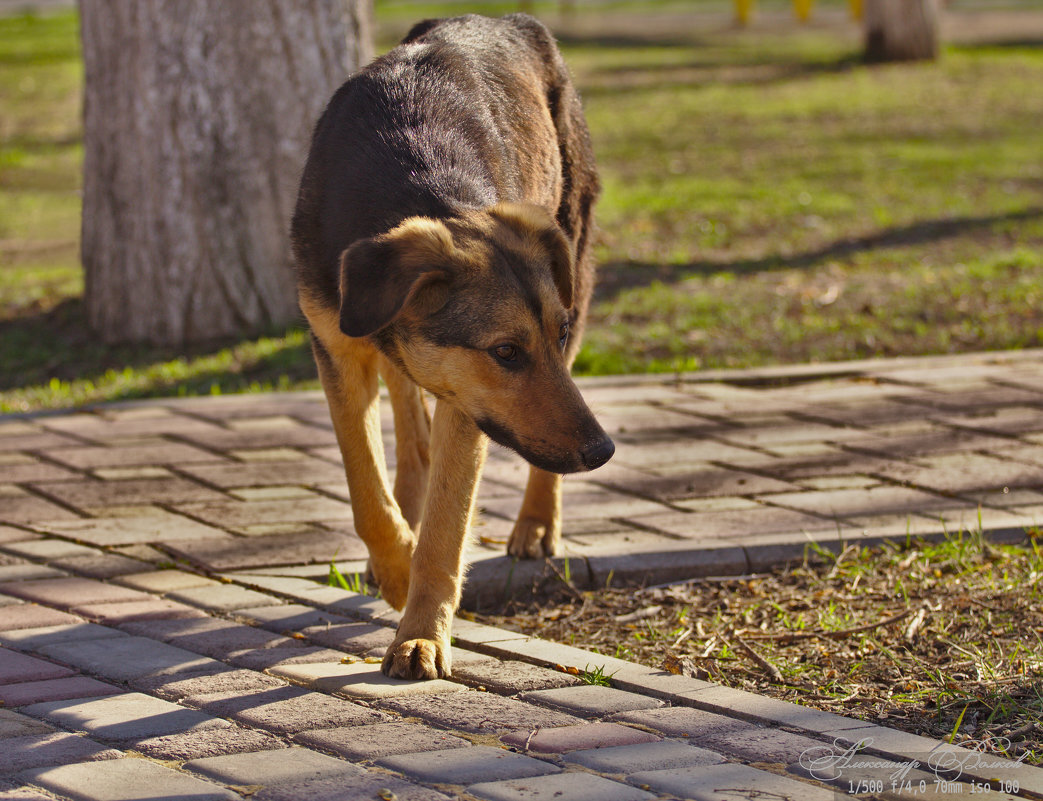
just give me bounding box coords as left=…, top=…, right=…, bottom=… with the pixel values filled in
left=2, top=6, right=1042, bottom=411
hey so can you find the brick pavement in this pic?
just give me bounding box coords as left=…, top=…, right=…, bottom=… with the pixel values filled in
left=1, top=350, right=1042, bottom=799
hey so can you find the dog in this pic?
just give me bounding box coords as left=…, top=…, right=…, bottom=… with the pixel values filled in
left=291, top=14, right=613, bottom=680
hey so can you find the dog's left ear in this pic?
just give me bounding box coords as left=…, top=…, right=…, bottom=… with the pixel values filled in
left=338, top=217, right=453, bottom=337
left=489, top=203, right=575, bottom=309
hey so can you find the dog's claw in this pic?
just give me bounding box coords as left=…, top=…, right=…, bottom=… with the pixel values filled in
left=508, top=517, right=558, bottom=559
left=382, top=637, right=450, bottom=680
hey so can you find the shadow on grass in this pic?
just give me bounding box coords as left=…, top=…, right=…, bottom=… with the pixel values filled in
left=581, top=53, right=865, bottom=96
left=0, top=298, right=317, bottom=405
left=594, top=206, right=1043, bottom=301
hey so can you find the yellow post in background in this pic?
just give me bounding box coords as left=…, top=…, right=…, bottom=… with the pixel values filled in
left=735, top=0, right=754, bottom=27
left=793, top=0, right=813, bottom=22
left=848, top=0, right=863, bottom=19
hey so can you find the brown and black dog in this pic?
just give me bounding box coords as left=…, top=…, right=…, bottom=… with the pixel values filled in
left=291, top=14, right=613, bottom=680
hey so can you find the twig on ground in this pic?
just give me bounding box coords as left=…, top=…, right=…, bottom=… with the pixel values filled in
left=729, top=629, right=784, bottom=683
left=740, top=608, right=915, bottom=643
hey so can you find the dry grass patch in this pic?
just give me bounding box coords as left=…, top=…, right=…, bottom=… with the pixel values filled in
left=477, top=528, right=1043, bottom=765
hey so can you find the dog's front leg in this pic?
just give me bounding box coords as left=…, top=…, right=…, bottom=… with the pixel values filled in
left=508, top=467, right=562, bottom=558
left=382, top=399, right=487, bottom=679
left=311, top=336, right=415, bottom=610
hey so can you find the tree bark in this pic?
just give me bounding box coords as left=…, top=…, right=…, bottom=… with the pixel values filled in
left=865, top=0, right=940, bottom=63
left=79, top=0, right=371, bottom=345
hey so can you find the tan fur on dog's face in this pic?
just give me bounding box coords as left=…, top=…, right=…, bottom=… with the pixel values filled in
left=339, top=202, right=613, bottom=474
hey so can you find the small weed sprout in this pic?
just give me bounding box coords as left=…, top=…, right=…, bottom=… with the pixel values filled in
left=579, top=664, right=616, bottom=687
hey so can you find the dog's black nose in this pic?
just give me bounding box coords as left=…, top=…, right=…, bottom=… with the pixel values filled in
left=580, top=435, right=615, bottom=471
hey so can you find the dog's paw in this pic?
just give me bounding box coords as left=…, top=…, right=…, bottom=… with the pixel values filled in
left=507, top=516, right=559, bottom=559
left=381, top=637, right=450, bottom=680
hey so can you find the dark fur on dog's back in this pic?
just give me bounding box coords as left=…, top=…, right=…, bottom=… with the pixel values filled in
left=291, top=14, right=599, bottom=323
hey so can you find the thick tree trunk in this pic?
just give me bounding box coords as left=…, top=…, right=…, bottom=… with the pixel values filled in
left=79, top=0, right=371, bottom=345
left=865, top=0, right=940, bottom=63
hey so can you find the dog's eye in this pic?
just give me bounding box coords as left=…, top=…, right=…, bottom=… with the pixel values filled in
left=492, top=344, right=518, bottom=364
left=558, top=323, right=569, bottom=349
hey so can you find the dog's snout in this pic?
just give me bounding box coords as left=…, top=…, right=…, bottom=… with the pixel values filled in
left=580, top=435, right=615, bottom=471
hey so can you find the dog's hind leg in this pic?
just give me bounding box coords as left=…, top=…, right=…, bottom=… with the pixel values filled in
left=379, top=355, right=430, bottom=533
left=311, top=335, right=415, bottom=610
left=507, top=467, right=563, bottom=558
left=383, top=399, right=487, bottom=679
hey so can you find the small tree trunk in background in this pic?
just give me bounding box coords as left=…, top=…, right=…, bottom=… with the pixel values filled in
left=79, top=0, right=371, bottom=345
left=864, top=0, right=940, bottom=62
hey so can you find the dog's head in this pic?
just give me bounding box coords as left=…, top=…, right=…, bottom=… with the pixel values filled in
left=338, top=202, right=613, bottom=474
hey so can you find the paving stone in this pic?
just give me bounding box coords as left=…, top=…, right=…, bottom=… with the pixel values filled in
left=1, top=539, right=97, bottom=561
left=879, top=452, right=1043, bottom=495
left=625, top=505, right=837, bottom=540
left=164, top=529, right=366, bottom=571
left=680, top=684, right=876, bottom=733
left=0, top=710, right=53, bottom=739
left=71, top=597, right=206, bottom=624
left=470, top=772, right=655, bottom=801
left=379, top=745, right=557, bottom=785
left=0, top=623, right=127, bottom=651
left=52, top=553, right=150, bottom=579
left=174, top=497, right=353, bottom=530
left=115, top=569, right=218, bottom=593
left=379, top=689, right=583, bottom=735
left=250, top=771, right=452, bottom=801
left=0, top=606, right=84, bottom=632
left=0, top=564, right=68, bottom=584
left=185, top=746, right=358, bottom=787
left=129, top=726, right=286, bottom=760
left=767, top=485, right=966, bottom=519
left=0, top=676, right=122, bottom=708
left=179, top=457, right=347, bottom=489
left=36, top=512, right=229, bottom=546
left=0, top=495, right=80, bottom=526
left=299, top=621, right=395, bottom=654
left=236, top=603, right=352, bottom=633
left=0, top=648, right=75, bottom=684
left=37, top=636, right=226, bottom=682
left=0, top=732, right=122, bottom=775
left=610, top=706, right=760, bottom=741
left=22, top=693, right=229, bottom=744
left=23, top=757, right=240, bottom=801
left=0, top=432, right=83, bottom=452
left=601, top=468, right=796, bottom=502
left=269, top=661, right=463, bottom=699
left=177, top=423, right=336, bottom=452
left=183, top=686, right=388, bottom=733
left=564, top=740, right=725, bottom=774
left=628, top=761, right=834, bottom=800
left=226, top=644, right=346, bottom=671
left=0, top=576, right=150, bottom=609
left=167, top=583, right=277, bottom=611
left=294, top=721, right=470, bottom=761
left=130, top=667, right=286, bottom=701
left=0, top=525, right=37, bottom=544
left=450, top=656, right=582, bottom=694
left=122, top=616, right=288, bottom=658
left=34, top=476, right=227, bottom=510
left=42, top=442, right=223, bottom=470
left=324, top=593, right=401, bottom=624
left=697, top=725, right=830, bottom=764
left=520, top=685, right=663, bottom=718
left=501, top=722, right=660, bottom=755
left=0, top=460, right=80, bottom=483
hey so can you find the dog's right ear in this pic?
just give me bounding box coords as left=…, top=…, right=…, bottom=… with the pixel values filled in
left=338, top=218, right=453, bottom=338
